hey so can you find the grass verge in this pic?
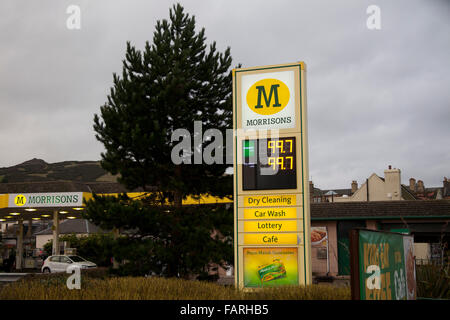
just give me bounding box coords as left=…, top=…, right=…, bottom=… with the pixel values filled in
left=0, top=270, right=350, bottom=300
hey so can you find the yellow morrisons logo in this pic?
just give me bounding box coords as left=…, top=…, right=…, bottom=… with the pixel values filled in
left=246, top=78, right=290, bottom=116
left=14, top=194, right=27, bottom=206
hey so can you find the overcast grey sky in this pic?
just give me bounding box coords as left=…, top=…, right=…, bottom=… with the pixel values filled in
left=1, top=0, right=449, bottom=189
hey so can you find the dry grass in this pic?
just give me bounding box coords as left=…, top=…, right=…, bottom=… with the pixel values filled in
left=0, top=274, right=350, bottom=300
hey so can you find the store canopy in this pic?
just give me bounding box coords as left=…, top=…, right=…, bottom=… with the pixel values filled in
left=0, top=181, right=232, bottom=222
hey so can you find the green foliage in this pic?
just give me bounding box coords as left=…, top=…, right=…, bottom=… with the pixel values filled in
left=83, top=194, right=233, bottom=277
left=93, top=3, right=234, bottom=200
left=43, top=241, right=52, bottom=255
left=87, top=3, right=236, bottom=279
left=416, top=262, right=450, bottom=299
left=44, top=234, right=116, bottom=267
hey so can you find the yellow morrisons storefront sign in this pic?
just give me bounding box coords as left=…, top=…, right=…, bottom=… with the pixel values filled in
left=9, top=192, right=84, bottom=208
left=0, top=192, right=232, bottom=209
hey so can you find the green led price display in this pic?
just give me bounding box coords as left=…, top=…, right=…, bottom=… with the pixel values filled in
left=242, top=137, right=297, bottom=190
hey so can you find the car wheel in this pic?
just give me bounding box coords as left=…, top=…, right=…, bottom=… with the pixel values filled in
left=43, top=267, right=51, bottom=273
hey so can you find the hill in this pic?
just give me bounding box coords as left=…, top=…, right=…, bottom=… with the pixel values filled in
left=0, top=158, right=117, bottom=183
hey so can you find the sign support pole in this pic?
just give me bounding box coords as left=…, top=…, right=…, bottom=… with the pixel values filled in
left=15, top=219, right=23, bottom=270
left=52, top=210, right=60, bottom=255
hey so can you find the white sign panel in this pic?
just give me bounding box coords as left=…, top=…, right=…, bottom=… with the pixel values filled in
left=241, top=70, right=296, bottom=130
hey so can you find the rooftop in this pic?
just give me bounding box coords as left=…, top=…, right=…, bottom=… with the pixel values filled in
left=35, top=219, right=107, bottom=235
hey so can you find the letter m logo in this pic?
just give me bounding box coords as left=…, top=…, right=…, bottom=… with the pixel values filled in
left=14, top=194, right=26, bottom=206
left=255, top=84, right=281, bottom=109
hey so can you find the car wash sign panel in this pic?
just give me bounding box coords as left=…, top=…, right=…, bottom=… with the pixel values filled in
left=233, top=62, right=311, bottom=289
left=8, top=192, right=83, bottom=208
left=350, top=229, right=416, bottom=300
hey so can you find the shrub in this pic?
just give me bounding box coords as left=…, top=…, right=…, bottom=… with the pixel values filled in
left=416, top=262, right=450, bottom=299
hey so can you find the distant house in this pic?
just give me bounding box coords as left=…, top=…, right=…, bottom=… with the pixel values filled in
left=35, top=219, right=106, bottom=249
left=333, top=166, right=416, bottom=202
left=408, top=177, right=450, bottom=200
left=310, top=182, right=353, bottom=203
left=312, top=167, right=449, bottom=203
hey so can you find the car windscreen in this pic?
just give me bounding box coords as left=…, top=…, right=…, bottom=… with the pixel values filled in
left=68, top=256, right=86, bottom=262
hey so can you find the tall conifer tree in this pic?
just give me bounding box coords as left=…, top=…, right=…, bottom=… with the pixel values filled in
left=86, top=4, right=234, bottom=277
left=93, top=4, right=233, bottom=204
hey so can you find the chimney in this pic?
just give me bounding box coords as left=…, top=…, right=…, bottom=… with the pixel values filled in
left=351, top=180, right=358, bottom=194
left=309, top=181, right=314, bottom=199
left=384, top=166, right=401, bottom=200
left=444, top=177, right=450, bottom=197
left=417, top=180, right=425, bottom=193
left=409, top=178, right=416, bottom=192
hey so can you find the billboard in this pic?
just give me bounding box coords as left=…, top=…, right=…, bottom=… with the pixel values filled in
left=350, top=229, right=416, bottom=300
left=233, top=62, right=311, bottom=289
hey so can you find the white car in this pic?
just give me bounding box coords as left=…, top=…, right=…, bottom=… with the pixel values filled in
left=41, top=255, right=97, bottom=273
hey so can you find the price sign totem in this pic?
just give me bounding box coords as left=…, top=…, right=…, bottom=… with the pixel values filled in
left=232, top=62, right=311, bottom=288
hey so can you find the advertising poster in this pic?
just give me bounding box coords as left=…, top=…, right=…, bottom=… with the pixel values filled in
left=243, top=247, right=298, bottom=287
left=403, top=236, right=416, bottom=300
left=355, top=230, right=415, bottom=300
left=311, top=227, right=327, bottom=248
left=311, top=227, right=329, bottom=273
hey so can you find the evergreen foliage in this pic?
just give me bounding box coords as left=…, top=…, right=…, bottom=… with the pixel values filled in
left=93, top=3, right=233, bottom=200
left=86, top=4, right=235, bottom=278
